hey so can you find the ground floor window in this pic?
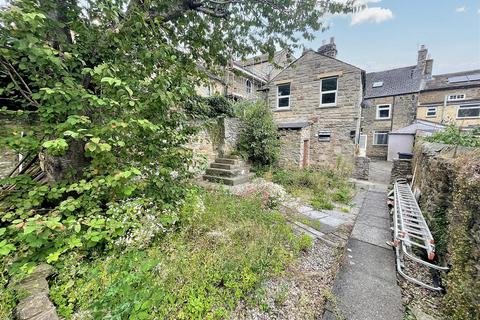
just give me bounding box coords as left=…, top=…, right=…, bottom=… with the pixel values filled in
left=373, top=130, right=389, bottom=145
left=457, top=104, right=480, bottom=119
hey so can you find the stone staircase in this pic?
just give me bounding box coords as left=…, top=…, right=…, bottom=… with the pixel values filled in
left=203, top=156, right=254, bottom=186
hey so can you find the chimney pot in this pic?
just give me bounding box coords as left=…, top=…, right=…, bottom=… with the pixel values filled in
left=318, top=37, right=338, bottom=58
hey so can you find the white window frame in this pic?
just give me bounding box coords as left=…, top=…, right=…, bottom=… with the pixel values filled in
left=319, top=77, right=338, bottom=107
left=276, top=83, right=291, bottom=109
left=246, top=79, right=252, bottom=94
left=373, top=130, right=389, bottom=146
left=457, top=104, right=480, bottom=119
left=426, top=107, right=437, bottom=117
left=376, top=104, right=392, bottom=120
left=447, top=94, right=466, bottom=101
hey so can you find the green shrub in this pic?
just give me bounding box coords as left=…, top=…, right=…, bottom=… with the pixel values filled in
left=237, top=102, right=279, bottom=166
left=423, top=125, right=480, bottom=147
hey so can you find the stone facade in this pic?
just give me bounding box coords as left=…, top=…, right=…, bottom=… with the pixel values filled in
left=266, top=49, right=363, bottom=168
left=362, top=94, right=418, bottom=159
left=417, top=86, right=480, bottom=128
left=277, top=126, right=311, bottom=168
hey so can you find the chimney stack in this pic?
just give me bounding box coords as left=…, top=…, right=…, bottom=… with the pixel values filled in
left=318, top=37, right=338, bottom=58
left=414, top=45, right=432, bottom=78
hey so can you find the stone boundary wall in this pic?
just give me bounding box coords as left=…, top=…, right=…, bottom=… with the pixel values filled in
left=390, top=159, right=412, bottom=184
left=10, top=264, right=59, bottom=320
left=186, top=117, right=243, bottom=173
left=352, top=156, right=370, bottom=180
left=412, top=141, right=479, bottom=319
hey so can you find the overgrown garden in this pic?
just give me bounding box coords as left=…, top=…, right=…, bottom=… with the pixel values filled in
left=0, top=0, right=355, bottom=318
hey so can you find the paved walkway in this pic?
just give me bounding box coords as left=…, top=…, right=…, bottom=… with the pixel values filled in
left=324, top=161, right=404, bottom=320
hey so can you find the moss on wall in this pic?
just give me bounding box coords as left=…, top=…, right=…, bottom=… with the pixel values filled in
left=413, top=142, right=480, bottom=319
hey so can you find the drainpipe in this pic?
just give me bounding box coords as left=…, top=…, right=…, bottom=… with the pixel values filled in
left=390, top=96, right=396, bottom=131
left=440, top=95, right=447, bottom=124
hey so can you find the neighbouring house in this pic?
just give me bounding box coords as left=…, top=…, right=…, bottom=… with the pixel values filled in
left=197, top=50, right=290, bottom=100
left=263, top=38, right=364, bottom=168
left=360, top=45, right=433, bottom=160
left=417, top=69, right=480, bottom=129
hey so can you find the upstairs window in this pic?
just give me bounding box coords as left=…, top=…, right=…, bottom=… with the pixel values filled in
left=320, top=77, right=338, bottom=107
left=277, top=83, right=291, bottom=109
left=373, top=130, right=389, bottom=145
left=457, top=104, right=480, bottom=119
left=426, top=107, right=437, bottom=117
left=447, top=94, right=466, bottom=101
left=246, top=79, right=252, bottom=94
left=376, top=104, right=391, bottom=120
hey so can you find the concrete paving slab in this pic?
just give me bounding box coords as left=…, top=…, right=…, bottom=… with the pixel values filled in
left=351, top=222, right=392, bottom=249
left=298, top=205, right=314, bottom=214
left=327, top=238, right=403, bottom=320
left=356, top=214, right=390, bottom=230
left=302, top=210, right=329, bottom=220
left=319, top=216, right=346, bottom=228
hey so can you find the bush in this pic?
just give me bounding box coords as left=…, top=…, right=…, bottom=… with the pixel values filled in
left=237, top=102, right=279, bottom=166
left=423, top=125, right=480, bottom=147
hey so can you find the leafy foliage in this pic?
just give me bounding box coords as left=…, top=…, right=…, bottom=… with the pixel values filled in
left=423, top=125, right=480, bottom=147
left=237, top=102, right=279, bottom=166
left=49, top=189, right=305, bottom=319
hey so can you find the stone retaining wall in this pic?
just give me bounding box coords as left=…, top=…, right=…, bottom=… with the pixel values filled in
left=412, top=141, right=479, bottom=319
left=390, top=159, right=412, bottom=184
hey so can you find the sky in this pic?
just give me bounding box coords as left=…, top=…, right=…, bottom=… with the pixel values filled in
left=0, top=0, right=478, bottom=75
left=301, top=0, right=480, bottom=74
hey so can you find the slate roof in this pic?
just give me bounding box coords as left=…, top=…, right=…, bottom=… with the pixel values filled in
left=364, top=65, right=423, bottom=99
left=390, top=120, right=445, bottom=135
left=424, top=69, right=480, bottom=91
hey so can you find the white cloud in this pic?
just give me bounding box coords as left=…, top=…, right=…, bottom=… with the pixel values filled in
left=456, top=6, right=466, bottom=13
left=351, top=7, right=394, bottom=25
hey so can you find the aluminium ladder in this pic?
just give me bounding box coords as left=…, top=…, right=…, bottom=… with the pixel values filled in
left=392, top=179, right=448, bottom=291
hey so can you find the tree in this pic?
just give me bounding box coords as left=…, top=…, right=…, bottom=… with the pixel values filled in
left=0, top=0, right=354, bottom=268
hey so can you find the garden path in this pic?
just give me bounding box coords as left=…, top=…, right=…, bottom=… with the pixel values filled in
left=323, top=161, right=404, bottom=320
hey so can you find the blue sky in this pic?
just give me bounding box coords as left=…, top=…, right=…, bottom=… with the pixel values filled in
left=301, top=0, right=480, bottom=74
left=1, top=0, right=478, bottom=74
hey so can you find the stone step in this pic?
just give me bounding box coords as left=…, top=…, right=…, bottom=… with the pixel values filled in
left=203, top=173, right=255, bottom=186
left=205, top=167, right=249, bottom=177
left=214, top=158, right=242, bottom=165
left=210, top=163, right=243, bottom=170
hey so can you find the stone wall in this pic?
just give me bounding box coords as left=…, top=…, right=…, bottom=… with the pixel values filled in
left=361, top=93, right=417, bottom=159
left=390, top=159, right=412, bottom=184
left=352, top=156, right=370, bottom=180
left=267, top=50, right=363, bottom=168
left=278, top=129, right=302, bottom=168
left=412, top=141, right=479, bottom=319
left=10, top=264, right=59, bottom=320
left=186, top=117, right=243, bottom=173
left=0, top=118, right=20, bottom=179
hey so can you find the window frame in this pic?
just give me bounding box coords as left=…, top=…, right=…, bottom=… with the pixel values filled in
left=376, top=104, right=392, bottom=120
left=457, top=104, right=480, bottom=119
left=373, top=130, right=389, bottom=146
left=319, top=77, right=338, bottom=107
left=276, top=83, right=291, bottom=109
left=426, top=107, right=437, bottom=118
left=447, top=94, right=466, bottom=101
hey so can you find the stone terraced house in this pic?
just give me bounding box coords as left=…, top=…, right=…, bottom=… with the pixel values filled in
left=263, top=38, right=364, bottom=168
left=360, top=45, right=433, bottom=160
left=417, top=69, right=480, bottom=129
